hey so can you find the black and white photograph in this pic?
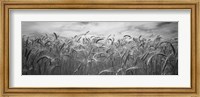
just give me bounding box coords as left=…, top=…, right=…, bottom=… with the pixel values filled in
left=22, top=21, right=178, bottom=75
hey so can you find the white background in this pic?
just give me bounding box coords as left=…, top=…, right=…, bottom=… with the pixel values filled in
left=9, top=9, right=191, bottom=88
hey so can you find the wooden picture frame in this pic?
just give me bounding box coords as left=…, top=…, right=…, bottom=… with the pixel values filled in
left=0, top=0, right=199, bottom=97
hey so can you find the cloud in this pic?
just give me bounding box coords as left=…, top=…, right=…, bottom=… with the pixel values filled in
left=78, top=22, right=90, bottom=25
left=22, top=21, right=178, bottom=39
left=157, top=22, right=173, bottom=27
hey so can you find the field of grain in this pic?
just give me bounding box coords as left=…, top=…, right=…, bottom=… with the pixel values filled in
left=22, top=32, right=178, bottom=75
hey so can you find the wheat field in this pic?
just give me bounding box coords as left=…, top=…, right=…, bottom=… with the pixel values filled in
left=22, top=31, right=178, bottom=75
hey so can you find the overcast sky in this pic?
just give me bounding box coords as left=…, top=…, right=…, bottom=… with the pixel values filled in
left=22, top=21, right=178, bottom=39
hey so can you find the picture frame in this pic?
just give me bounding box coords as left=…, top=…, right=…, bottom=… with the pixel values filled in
left=0, top=0, right=199, bottom=97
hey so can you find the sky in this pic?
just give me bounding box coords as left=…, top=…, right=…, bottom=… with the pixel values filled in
left=22, top=21, right=178, bottom=39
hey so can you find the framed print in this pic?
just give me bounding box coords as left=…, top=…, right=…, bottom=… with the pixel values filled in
left=0, top=0, right=199, bottom=97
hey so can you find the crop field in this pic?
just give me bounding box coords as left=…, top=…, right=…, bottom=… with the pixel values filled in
left=22, top=31, right=178, bottom=75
